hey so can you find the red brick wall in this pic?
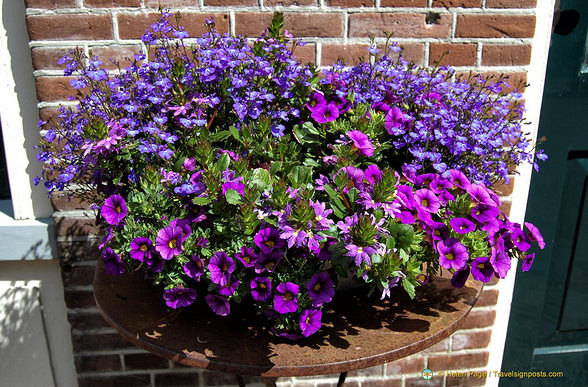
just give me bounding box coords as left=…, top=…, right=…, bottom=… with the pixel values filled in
left=26, top=1, right=535, bottom=386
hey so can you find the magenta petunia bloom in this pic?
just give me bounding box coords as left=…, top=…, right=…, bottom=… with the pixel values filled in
left=311, top=102, right=339, bottom=123
left=450, top=266, right=470, bottom=288
left=250, top=277, right=272, bottom=302
left=299, top=308, right=322, bottom=337
left=306, top=272, right=334, bottom=307
left=208, top=251, right=235, bottom=286
left=521, top=253, right=535, bottom=272
left=163, top=287, right=197, bottom=309
left=235, top=246, right=258, bottom=268
left=254, top=250, right=283, bottom=273
left=384, top=107, right=408, bottom=135
left=315, top=236, right=337, bottom=261
left=218, top=278, right=240, bottom=297
left=102, top=247, right=125, bottom=276
left=450, top=217, right=476, bottom=234
left=347, top=130, right=374, bottom=157
left=471, top=256, right=494, bottom=282
left=129, top=237, right=153, bottom=261
left=364, top=164, right=383, bottom=185
left=414, top=189, right=441, bottom=213
left=338, top=165, right=365, bottom=192
left=170, top=218, right=192, bottom=242
left=184, top=255, right=205, bottom=280
left=205, top=294, right=230, bottom=316
left=273, top=282, right=299, bottom=314
left=101, top=194, right=127, bottom=225
left=254, top=227, right=285, bottom=254
left=490, top=247, right=511, bottom=279
left=448, top=169, right=471, bottom=191
left=524, top=222, right=545, bottom=249
left=155, top=226, right=183, bottom=260
left=144, top=252, right=165, bottom=272
left=437, top=238, right=468, bottom=270
left=467, top=184, right=496, bottom=206
left=471, top=204, right=499, bottom=223
left=306, top=92, right=327, bottom=111
left=511, top=227, right=531, bottom=252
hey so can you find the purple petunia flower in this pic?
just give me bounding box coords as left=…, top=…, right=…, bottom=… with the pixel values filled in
left=521, top=253, right=535, bottom=272
left=471, top=204, right=499, bottom=223
left=155, top=226, right=183, bottom=260
left=254, top=227, right=285, bottom=254
left=467, top=184, right=497, bottom=206
left=170, top=218, right=192, bottom=242
left=103, top=247, right=125, bottom=276
left=449, top=170, right=471, bottom=191
left=254, top=250, right=283, bottom=273
left=184, top=255, right=205, bottom=280
left=384, top=107, right=408, bottom=135
left=311, top=102, right=339, bottom=123
left=299, top=308, right=322, bottom=337
left=101, top=194, right=127, bottom=226
left=205, top=294, right=230, bottom=316
left=511, top=226, right=531, bottom=252
left=450, top=266, right=470, bottom=288
left=347, top=130, right=374, bottom=157
left=437, top=238, right=468, bottom=271
left=414, top=189, right=441, bottom=213
left=273, top=282, right=299, bottom=314
left=235, top=246, right=257, bottom=268
left=490, top=244, right=511, bottom=279
left=471, top=256, right=495, bottom=282
left=222, top=170, right=245, bottom=197
left=129, top=237, right=153, bottom=262
left=306, top=92, right=326, bottom=111
left=208, top=251, right=235, bottom=286
left=524, top=222, right=545, bottom=249
left=218, top=278, right=240, bottom=297
left=306, top=272, right=334, bottom=307
left=250, top=277, right=272, bottom=302
left=450, top=218, right=476, bottom=234
left=163, top=287, right=197, bottom=309
left=364, top=165, right=383, bottom=185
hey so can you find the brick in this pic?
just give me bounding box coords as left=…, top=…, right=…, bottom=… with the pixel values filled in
left=68, top=312, right=112, bottom=330
left=265, top=0, right=317, bottom=5
left=24, top=0, right=77, bottom=9
left=78, top=374, right=151, bottom=387
left=486, top=0, right=536, bottom=7
left=65, top=289, right=96, bottom=309
left=429, top=43, right=477, bottom=67
left=492, top=178, right=515, bottom=197
left=58, top=240, right=102, bottom=265
left=84, top=0, right=141, bottom=6
left=446, top=374, right=487, bottom=386
left=202, top=370, right=255, bottom=385
left=35, top=76, right=78, bottom=102
left=420, top=337, right=450, bottom=353
left=53, top=216, right=101, bottom=237
left=500, top=200, right=512, bottom=216
left=451, top=329, right=492, bottom=350
left=144, top=0, right=200, bottom=6
left=386, top=356, right=425, bottom=375
left=61, top=265, right=96, bottom=287
left=460, top=309, right=496, bottom=329
left=362, top=380, right=402, bottom=387
left=427, top=351, right=489, bottom=370
left=475, top=288, right=498, bottom=307
left=235, top=13, right=344, bottom=37
left=456, top=14, right=536, bottom=38
left=72, top=333, right=135, bottom=352
left=205, top=0, right=258, bottom=5
left=31, top=47, right=71, bottom=71
left=349, top=13, right=451, bottom=38
left=39, top=107, right=61, bottom=123
left=482, top=44, right=532, bottom=66
left=89, top=45, right=143, bottom=70
left=381, top=0, right=427, bottom=6
left=348, top=364, right=384, bottom=378
left=405, top=376, right=443, bottom=387
left=316, top=382, right=360, bottom=387
left=326, top=0, right=375, bottom=7
left=154, top=372, right=202, bottom=385
left=294, top=43, right=316, bottom=65
left=124, top=353, right=169, bottom=370
left=51, top=192, right=94, bottom=212
left=321, top=44, right=369, bottom=66
left=433, top=0, right=480, bottom=7
left=117, top=13, right=229, bottom=40
left=26, top=14, right=114, bottom=41
left=75, top=354, right=121, bottom=372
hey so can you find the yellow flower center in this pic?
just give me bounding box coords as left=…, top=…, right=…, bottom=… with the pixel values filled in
left=477, top=263, right=485, bottom=269
left=284, top=292, right=293, bottom=301
left=222, top=263, right=228, bottom=271
left=116, top=205, right=121, bottom=213
left=243, top=256, right=250, bottom=264
left=259, top=283, right=266, bottom=289
left=168, top=239, right=177, bottom=249
left=313, top=283, right=322, bottom=292
left=445, top=253, right=454, bottom=261
left=140, top=244, right=148, bottom=252
left=265, top=262, right=275, bottom=270
left=265, top=240, right=275, bottom=248
left=421, top=199, right=429, bottom=207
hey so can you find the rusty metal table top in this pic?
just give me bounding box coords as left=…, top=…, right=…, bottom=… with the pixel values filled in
left=93, top=259, right=482, bottom=377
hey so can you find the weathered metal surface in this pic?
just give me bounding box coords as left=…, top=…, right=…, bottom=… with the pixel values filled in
left=93, top=260, right=482, bottom=377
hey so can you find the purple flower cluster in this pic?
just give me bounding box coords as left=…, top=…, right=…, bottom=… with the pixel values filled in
left=35, top=11, right=546, bottom=339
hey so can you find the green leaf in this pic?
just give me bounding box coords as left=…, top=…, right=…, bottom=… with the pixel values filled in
left=216, top=152, right=230, bottom=172
left=225, top=189, right=243, bottom=205
left=229, top=125, right=241, bottom=142
left=403, top=278, right=416, bottom=299
left=209, top=130, right=232, bottom=142
left=288, top=166, right=312, bottom=186
left=192, top=196, right=213, bottom=205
